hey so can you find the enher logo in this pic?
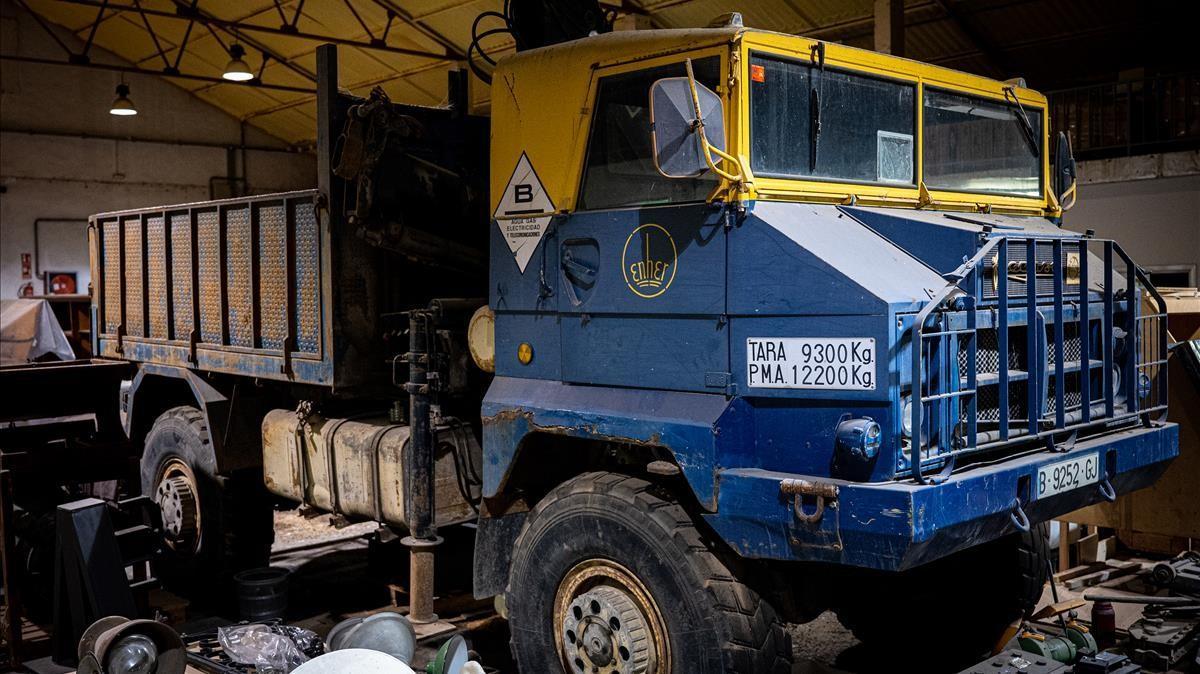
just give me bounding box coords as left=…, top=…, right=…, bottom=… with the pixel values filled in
left=622, top=224, right=677, bottom=298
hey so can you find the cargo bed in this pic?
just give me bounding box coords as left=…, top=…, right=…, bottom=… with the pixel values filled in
left=90, top=190, right=334, bottom=386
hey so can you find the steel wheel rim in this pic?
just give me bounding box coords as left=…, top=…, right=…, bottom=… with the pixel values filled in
left=154, top=457, right=201, bottom=554
left=553, top=558, right=669, bottom=674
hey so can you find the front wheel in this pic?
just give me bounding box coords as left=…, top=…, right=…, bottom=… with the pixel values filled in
left=505, top=472, right=792, bottom=674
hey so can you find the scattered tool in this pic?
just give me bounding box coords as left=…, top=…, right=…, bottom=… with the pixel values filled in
left=1149, top=551, right=1200, bottom=596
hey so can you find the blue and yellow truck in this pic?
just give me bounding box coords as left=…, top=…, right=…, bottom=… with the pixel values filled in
left=3, top=14, right=1177, bottom=674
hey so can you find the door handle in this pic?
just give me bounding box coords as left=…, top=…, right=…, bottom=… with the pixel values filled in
left=561, top=251, right=596, bottom=284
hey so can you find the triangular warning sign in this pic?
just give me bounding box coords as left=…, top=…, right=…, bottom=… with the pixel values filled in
left=494, top=152, right=555, bottom=273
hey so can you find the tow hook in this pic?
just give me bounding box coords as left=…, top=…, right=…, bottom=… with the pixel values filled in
left=1009, top=498, right=1031, bottom=533
left=780, top=479, right=839, bottom=525
left=1098, top=477, right=1117, bottom=502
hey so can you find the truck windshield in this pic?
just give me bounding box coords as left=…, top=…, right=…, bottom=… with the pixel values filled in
left=922, top=88, right=1043, bottom=198
left=749, top=54, right=916, bottom=185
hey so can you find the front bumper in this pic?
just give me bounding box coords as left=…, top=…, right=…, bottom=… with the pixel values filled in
left=707, top=421, right=1179, bottom=572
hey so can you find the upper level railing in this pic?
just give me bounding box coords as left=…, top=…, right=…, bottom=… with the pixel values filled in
left=1049, top=72, right=1200, bottom=160
left=903, top=236, right=1169, bottom=485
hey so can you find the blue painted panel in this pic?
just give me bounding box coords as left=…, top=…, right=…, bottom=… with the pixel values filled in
left=493, top=312, right=562, bottom=381
left=481, top=376, right=730, bottom=509
left=706, top=421, right=1178, bottom=571
left=556, top=204, right=726, bottom=315
left=490, top=216, right=560, bottom=312
left=555, top=204, right=728, bottom=392
left=729, top=203, right=941, bottom=315
left=840, top=206, right=981, bottom=275
left=560, top=315, right=728, bottom=392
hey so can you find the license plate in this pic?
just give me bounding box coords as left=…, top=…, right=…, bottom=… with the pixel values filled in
left=746, top=337, right=876, bottom=390
left=1036, top=453, right=1100, bottom=499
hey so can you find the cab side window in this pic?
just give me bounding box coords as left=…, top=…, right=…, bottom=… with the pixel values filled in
left=577, top=57, right=721, bottom=211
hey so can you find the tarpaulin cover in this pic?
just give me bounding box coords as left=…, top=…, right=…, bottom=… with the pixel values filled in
left=0, top=298, right=75, bottom=365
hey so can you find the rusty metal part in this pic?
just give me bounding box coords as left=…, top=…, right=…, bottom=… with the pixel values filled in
left=779, top=478, right=839, bottom=525
left=155, top=458, right=201, bottom=554
left=403, top=535, right=442, bottom=624
left=563, top=585, right=651, bottom=674
left=554, top=559, right=668, bottom=674
left=645, top=460, right=680, bottom=477
left=156, top=474, right=198, bottom=549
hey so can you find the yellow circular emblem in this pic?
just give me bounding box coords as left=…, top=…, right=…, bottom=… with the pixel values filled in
left=621, top=224, right=678, bottom=299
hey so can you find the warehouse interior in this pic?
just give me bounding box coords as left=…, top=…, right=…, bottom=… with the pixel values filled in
left=1, top=1, right=1197, bottom=673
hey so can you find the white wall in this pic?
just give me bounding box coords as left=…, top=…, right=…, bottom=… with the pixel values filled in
left=1064, top=152, right=1200, bottom=286
left=0, top=1, right=316, bottom=299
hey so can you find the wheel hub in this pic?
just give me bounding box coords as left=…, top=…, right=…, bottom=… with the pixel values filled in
left=154, top=467, right=198, bottom=551
left=561, top=583, right=652, bottom=674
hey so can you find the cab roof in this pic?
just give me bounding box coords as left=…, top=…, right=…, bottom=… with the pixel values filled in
left=490, top=26, right=1050, bottom=217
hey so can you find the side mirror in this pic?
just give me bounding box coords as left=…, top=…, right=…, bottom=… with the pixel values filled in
left=1053, top=131, right=1077, bottom=209
left=650, top=76, right=727, bottom=178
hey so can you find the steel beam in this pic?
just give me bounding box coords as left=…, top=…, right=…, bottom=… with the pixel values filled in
left=46, top=0, right=452, bottom=60
left=873, top=0, right=905, bottom=56
left=0, top=54, right=315, bottom=94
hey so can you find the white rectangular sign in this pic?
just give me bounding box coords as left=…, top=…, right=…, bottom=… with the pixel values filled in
left=746, top=337, right=876, bottom=390
left=1036, top=453, right=1100, bottom=499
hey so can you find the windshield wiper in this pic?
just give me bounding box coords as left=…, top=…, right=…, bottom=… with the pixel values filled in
left=1003, top=86, right=1040, bottom=158
left=809, top=42, right=825, bottom=172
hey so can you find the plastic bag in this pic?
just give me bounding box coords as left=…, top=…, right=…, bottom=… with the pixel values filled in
left=218, top=623, right=319, bottom=674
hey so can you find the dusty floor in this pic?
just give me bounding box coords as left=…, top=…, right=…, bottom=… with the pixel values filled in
left=269, top=509, right=873, bottom=673
left=265, top=510, right=1186, bottom=673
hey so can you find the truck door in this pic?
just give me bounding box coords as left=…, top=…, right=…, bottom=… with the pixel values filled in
left=556, top=57, right=729, bottom=394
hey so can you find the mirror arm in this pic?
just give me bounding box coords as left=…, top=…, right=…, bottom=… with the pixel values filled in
left=684, top=59, right=745, bottom=184
left=1059, top=179, right=1077, bottom=211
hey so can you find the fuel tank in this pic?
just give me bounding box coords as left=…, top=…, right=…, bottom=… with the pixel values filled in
left=261, top=409, right=480, bottom=528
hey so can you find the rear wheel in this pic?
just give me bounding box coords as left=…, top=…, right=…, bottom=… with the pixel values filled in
left=506, top=472, right=792, bottom=674
left=140, top=406, right=273, bottom=601
left=835, top=529, right=1049, bottom=665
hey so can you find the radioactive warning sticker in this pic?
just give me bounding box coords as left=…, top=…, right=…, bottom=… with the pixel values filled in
left=495, top=152, right=555, bottom=273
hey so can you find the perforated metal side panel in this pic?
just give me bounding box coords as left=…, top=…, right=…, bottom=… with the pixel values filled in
left=146, top=215, right=169, bottom=339
left=170, top=212, right=194, bottom=340
left=293, top=200, right=320, bottom=354
left=102, top=219, right=121, bottom=333
left=197, top=209, right=222, bottom=344
left=123, top=217, right=144, bottom=338
left=91, top=189, right=326, bottom=385
left=225, top=206, right=253, bottom=348
left=258, top=202, right=287, bottom=351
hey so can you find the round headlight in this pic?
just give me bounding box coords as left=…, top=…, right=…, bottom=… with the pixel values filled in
left=836, top=417, right=882, bottom=461
left=863, top=421, right=882, bottom=456
left=105, top=634, right=158, bottom=674
left=1137, top=372, right=1152, bottom=400
left=900, top=397, right=913, bottom=438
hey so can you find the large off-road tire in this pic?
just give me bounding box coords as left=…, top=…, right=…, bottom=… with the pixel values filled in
left=505, top=472, right=792, bottom=674
left=139, top=406, right=273, bottom=601
left=835, top=528, right=1049, bottom=666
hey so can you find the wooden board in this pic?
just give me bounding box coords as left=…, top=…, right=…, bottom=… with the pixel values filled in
left=1062, top=348, right=1200, bottom=542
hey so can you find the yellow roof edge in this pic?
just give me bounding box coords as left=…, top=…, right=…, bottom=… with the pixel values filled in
left=494, top=25, right=1047, bottom=105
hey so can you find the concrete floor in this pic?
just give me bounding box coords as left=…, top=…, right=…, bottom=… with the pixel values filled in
left=265, top=510, right=1185, bottom=673
left=267, top=510, right=883, bottom=673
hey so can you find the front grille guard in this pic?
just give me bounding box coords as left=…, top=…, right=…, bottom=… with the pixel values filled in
left=905, top=236, right=1169, bottom=485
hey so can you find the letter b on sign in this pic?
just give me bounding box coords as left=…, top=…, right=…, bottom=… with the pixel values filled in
left=514, top=184, right=533, bottom=203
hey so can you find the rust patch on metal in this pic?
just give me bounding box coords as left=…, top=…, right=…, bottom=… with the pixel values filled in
left=483, top=408, right=663, bottom=447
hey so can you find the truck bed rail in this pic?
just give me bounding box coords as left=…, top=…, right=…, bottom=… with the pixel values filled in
left=90, top=190, right=331, bottom=385
left=905, top=236, right=1168, bottom=484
